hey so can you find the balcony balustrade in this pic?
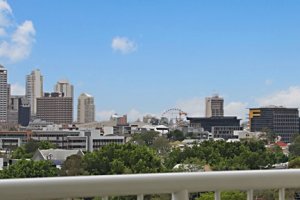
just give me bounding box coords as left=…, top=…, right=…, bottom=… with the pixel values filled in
left=0, top=169, right=300, bottom=200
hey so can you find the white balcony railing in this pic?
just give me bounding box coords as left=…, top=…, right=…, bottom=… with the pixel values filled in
left=0, top=169, right=300, bottom=200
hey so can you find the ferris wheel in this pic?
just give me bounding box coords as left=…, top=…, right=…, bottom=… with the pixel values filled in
left=161, top=108, right=188, bottom=126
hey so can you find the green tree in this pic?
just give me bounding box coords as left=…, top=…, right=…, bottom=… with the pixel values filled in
left=131, top=131, right=159, bottom=146
left=0, top=159, right=58, bottom=179
left=167, top=130, right=185, bottom=141
left=288, top=157, right=300, bottom=168
left=289, top=135, right=300, bottom=157
left=152, top=136, right=171, bottom=156
left=60, top=154, right=88, bottom=176
left=196, top=191, right=246, bottom=200
left=12, top=140, right=57, bottom=159
left=261, top=127, right=276, bottom=144
left=165, top=140, right=284, bottom=171
left=83, top=143, right=164, bottom=175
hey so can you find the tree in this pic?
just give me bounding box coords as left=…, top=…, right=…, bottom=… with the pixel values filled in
left=167, top=130, right=185, bottom=141
left=60, top=154, right=88, bottom=176
left=152, top=136, right=171, bottom=156
left=261, top=127, right=276, bottom=144
left=196, top=191, right=246, bottom=200
left=131, top=131, right=159, bottom=146
left=11, top=140, right=57, bottom=159
left=288, top=157, right=300, bottom=168
left=165, top=140, right=284, bottom=171
left=83, top=143, right=164, bottom=175
left=0, top=159, right=58, bottom=179
left=289, top=135, right=300, bottom=157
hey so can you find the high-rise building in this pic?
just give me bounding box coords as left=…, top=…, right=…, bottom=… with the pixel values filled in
left=37, top=92, right=73, bottom=124
left=77, top=93, right=95, bottom=123
left=54, top=80, right=74, bottom=98
left=0, top=65, right=8, bottom=123
left=205, top=95, right=224, bottom=117
left=249, top=106, right=300, bottom=143
left=8, top=95, right=22, bottom=124
left=7, top=95, right=30, bottom=126
left=26, top=69, right=43, bottom=116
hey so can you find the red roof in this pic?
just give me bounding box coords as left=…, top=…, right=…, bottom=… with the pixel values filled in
left=275, top=141, right=288, bottom=147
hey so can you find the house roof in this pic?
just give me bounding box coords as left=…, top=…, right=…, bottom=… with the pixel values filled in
left=275, top=141, right=288, bottom=147
left=34, top=149, right=84, bottom=161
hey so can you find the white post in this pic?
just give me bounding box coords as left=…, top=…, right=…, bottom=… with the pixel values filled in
left=172, top=190, right=189, bottom=200
left=247, top=189, right=253, bottom=200
left=215, top=190, right=221, bottom=200
left=279, top=188, right=285, bottom=200
left=137, top=194, right=144, bottom=200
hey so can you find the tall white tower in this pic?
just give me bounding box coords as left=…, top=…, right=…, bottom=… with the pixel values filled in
left=77, top=93, right=95, bottom=123
left=0, top=65, right=8, bottom=122
left=26, top=69, right=43, bottom=116
left=54, top=80, right=74, bottom=98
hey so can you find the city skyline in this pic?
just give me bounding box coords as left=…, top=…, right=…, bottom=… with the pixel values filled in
left=2, top=1, right=300, bottom=121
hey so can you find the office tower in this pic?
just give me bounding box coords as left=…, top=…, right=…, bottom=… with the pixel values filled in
left=8, top=95, right=22, bottom=124
left=7, top=95, right=30, bottom=126
left=77, top=93, right=95, bottom=123
left=26, top=69, right=43, bottom=116
left=205, top=95, right=224, bottom=117
left=37, top=92, right=73, bottom=124
left=18, top=98, right=30, bottom=126
left=249, top=106, right=300, bottom=143
left=54, top=80, right=74, bottom=98
left=0, top=65, right=8, bottom=123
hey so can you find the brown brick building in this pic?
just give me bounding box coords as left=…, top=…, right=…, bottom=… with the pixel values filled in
left=37, top=92, right=73, bottom=124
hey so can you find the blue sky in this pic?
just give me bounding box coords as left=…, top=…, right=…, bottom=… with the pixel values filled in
left=1, top=0, right=300, bottom=121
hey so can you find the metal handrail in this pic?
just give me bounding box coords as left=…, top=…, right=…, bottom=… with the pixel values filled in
left=0, top=169, right=300, bottom=200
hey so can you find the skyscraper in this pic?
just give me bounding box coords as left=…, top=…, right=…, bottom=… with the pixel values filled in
left=26, top=69, right=43, bottom=116
left=37, top=92, right=73, bottom=124
left=77, top=93, right=95, bottom=123
left=0, top=65, right=8, bottom=123
left=54, top=80, right=74, bottom=98
left=8, top=95, right=30, bottom=126
left=205, top=95, right=224, bottom=117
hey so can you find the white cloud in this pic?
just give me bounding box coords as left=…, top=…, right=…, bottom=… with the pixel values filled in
left=0, top=27, right=6, bottom=36
left=0, top=0, right=12, bottom=14
left=96, top=108, right=158, bottom=122
left=0, top=20, right=35, bottom=61
left=0, top=1, right=35, bottom=62
left=11, top=82, right=25, bottom=95
left=175, top=97, right=205, bottom=117
left=176, top=97, right=248, bottom=120
left=96, top=110, right=116, bottom=121
left=127, top=108, right=143, bottom=122
left=111, top=36, right=137, bottom=54
left=0, top=0, right=12, bottom=27
left=224, top=102, right=248, bottom=120
left=257, top=86, right=300, bottom=108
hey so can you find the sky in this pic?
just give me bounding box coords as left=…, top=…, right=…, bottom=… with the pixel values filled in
left=1, top=0, right=300, bottom=121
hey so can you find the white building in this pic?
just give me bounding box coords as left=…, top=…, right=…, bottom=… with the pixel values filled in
left=26, top=69, right=43, bottom=116
left=0, top=65, right=8, bottom=123
left=54, top=80, right=73, bottom=98
left=233, top=130, right=262, bottom=140
left=30, top=127, right=125, bottom=152
left=77, top=93, right=95, bottom=124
